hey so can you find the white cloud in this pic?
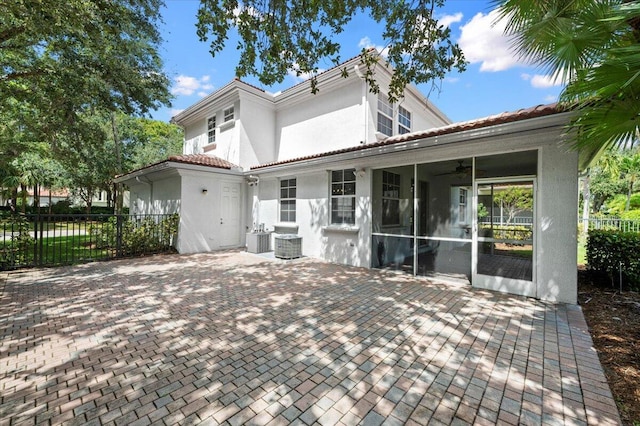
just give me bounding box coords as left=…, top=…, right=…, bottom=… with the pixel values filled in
left=358, top=37, right=390, bottom=58
left=544, top=94, right=558, bottom=103
left=170, top=108, right=185, bottom=117
left=439, top=12, right=463, bottom=28
left=171, top=75, right=214, bottom=96
left=521, top=73, right=564, bottom=88
left=458, top=9, right=526, bottom=72
left=444, top=77, right=460, bottom=83
left=197, top=91, right=208, bottom=98
left=287, top=63, right=326, bottom=83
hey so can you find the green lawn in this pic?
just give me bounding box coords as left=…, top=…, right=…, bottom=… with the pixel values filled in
left=2, top=235, right=112, bottom=268
left=578, top=236, right=587, bottom=266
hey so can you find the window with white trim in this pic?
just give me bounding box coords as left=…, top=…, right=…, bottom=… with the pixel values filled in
left=459, top=187, right=468, bottom=224
left=207, top=116, right=216, bottom=144
left=280, top=178, right=296, bottom=222
left=223, top=106, right=234, bottom=122
left=331, top=169, right=356, bottom=225
left=377, top=94, right=393, bottom=136
left=382, top=171, right=401, bottom=226
left=398, top=106, right=411, bottom=134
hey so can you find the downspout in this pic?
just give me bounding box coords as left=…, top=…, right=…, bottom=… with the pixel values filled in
left=354, top=65, right=368, bottom=144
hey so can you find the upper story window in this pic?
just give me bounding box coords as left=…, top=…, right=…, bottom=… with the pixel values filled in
left=207, top=116, right=216, bottom=144
left=280, top=178, right=296, bottom=222
left=382, top=171, right=401, bottom=226
left=377, top=95, right=393, bottom=137
left=223, top=106, right=234, bottom=122
left=331, top=169, right=356, bottom=225
left=398, top=106, right=411, bottom=134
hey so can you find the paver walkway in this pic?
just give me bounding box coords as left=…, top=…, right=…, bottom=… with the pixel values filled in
left=0, top=251, right=621, bottom=425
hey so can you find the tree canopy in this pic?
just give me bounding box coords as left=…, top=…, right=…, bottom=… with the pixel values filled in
left=494, top=0, right=640, bottom=152
left=0, top=0, right=172, bottom=143
left=196, top=0, right=467, bottom=101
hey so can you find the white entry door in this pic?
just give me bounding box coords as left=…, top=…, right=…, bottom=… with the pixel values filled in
left=219, top=182, right=241, bottom=247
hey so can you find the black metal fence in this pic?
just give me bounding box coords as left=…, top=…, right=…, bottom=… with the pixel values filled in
left=0, top=213, right=179, bottom=270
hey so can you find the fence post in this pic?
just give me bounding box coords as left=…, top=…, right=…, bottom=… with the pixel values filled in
left=38, top=214, right=44, bottom=266
left=116, top=215, right=123, bottom=257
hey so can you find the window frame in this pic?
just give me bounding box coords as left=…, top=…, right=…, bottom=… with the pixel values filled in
left=330, top=169, right=357, bottom=225
left=382, top=171, right=401, bottom=226
left=207, top=115, right=216, bottom=145
left=279, top=178, right=297, bottom=223
left=223, top=106, right=235, bottom=123
left=458, top=187, right=468, bottom=224
left=377, top=94, right=393, bottom=137
left=398, top=105, right=411, bottom=134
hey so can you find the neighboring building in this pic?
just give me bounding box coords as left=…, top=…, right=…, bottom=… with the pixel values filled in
left=117, top=55, right=593, bottom=304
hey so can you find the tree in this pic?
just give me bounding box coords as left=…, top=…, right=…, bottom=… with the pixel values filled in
left=493, top=186, right=533, bottom=225
left=1, top=0, right=172, bottom=145
left=583, top=148, right=639, bottom=214
left=494, top=0, right=640, bottom=152
left=52, top=111, right=183, bottom=213
left=127, top=118, right=184, bottom=170
left=196, top=0, right=467, bottom=101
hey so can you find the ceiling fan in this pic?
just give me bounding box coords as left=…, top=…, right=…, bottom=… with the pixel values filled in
left=436, top=160, right=473, bottom=177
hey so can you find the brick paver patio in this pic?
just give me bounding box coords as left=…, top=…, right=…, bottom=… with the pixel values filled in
left=1, top=251, right=621, bottom=425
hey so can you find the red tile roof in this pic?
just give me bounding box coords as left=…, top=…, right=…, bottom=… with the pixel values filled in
left=167, top=154, right=238, bottom=170
left=117, top=154, right=239, bottom=180
left=251, top=103, right=564, bottom=170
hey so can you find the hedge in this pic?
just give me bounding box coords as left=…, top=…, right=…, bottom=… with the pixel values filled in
left=587, top=229, right=640, bottom=290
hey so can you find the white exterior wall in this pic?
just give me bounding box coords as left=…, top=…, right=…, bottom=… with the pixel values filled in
left=275, top=82, right=365, bottom=161
left=239, top=95, right=276, bottom=168
left=183, top=121, right=207, bottom=155
left=255, top=167, right=372, bottom=268
left=177, top=170, right=246, bottom=254
left=128, top=175, right=181, bottom=215
left=536, top=141, right=578, bottom=303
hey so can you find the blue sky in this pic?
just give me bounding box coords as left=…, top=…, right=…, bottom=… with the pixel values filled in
left=155, top=0, right=564, bottom=124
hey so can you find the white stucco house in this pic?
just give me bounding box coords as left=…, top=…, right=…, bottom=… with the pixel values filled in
left=116, top=54, right=594, bottom=304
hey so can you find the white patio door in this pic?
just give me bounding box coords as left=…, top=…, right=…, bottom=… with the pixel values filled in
left=219, top=182, right=241, bottom=247
left=473, top=177, right=536, bottom=297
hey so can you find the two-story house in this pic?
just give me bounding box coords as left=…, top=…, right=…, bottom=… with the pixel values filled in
left=117, top=54, right=589, bottom=304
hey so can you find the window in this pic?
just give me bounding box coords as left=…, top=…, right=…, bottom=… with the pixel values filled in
left=458, top=187, right=468, bottom=224
left=331, top=169, right=356, bottom=225
left=207, top=116, right=216, bottom=144
left=398, top=106, right=411, bottom=134
left=280, top=178, right=296, bottom=222
left=223, top=106, right=234, bottom=122
left=382, top=171, right=401, bottom=226
left=377, top=94, right=393, bottom=136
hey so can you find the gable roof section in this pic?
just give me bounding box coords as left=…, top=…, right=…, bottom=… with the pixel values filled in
left=171, top=79, right=273, bottom=126
left=171, top=51, right=451, bottom=126
left=115, top=154, right=239, bottom=182
left=251, top=103, right=564, bottom=170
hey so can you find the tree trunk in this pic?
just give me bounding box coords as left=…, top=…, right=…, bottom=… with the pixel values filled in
left=34, top=184, right=39, bottom=212
left=111, top=113, right=124, bottom=215
left=20, top=184, right=26, bottom=214
left=48, top=189, right=52, bottom=214
left=581, top=172, right=591, bottom=235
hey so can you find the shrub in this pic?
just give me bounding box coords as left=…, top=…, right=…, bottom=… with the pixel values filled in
left=0, top=215, right=35, bottom=269
left=89, top=214, right=179, bottom=255
left=620, top=209, right=640, bottom=220
left=587, top=229, right=640, bottom=290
